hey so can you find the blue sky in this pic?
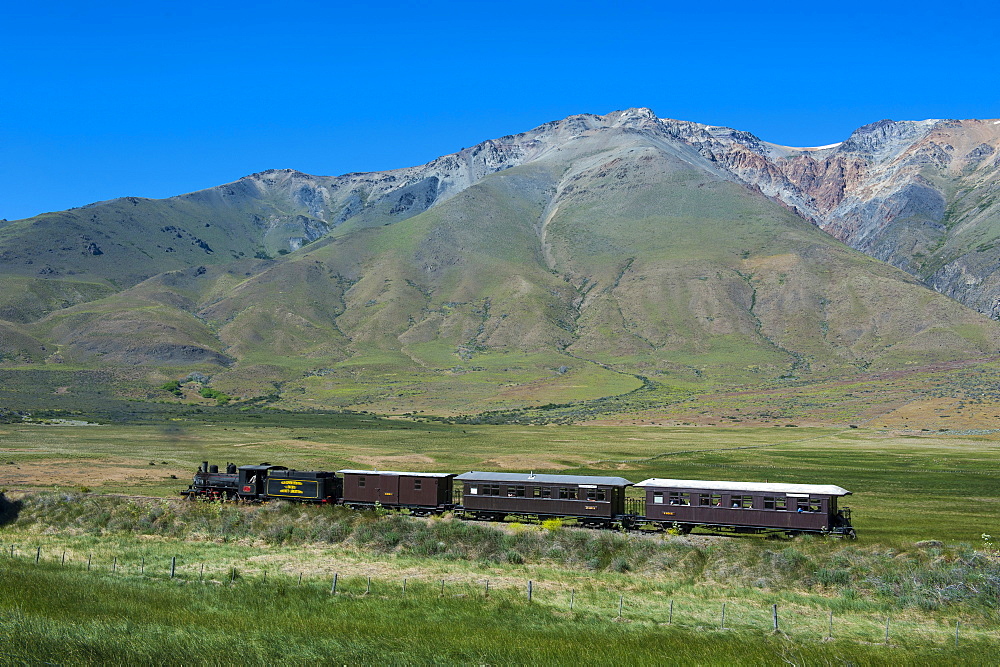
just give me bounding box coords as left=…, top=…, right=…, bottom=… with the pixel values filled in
left=2, top=0, right=997, bottom=221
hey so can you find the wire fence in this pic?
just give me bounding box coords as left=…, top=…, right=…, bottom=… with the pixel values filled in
left=1, top=541, right=993, bottom=650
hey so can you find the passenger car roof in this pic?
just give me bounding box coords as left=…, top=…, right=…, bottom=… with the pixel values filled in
left=634, top=478, right=851, bottom=496
left=455, top=471, right=633, bottom=487
left=337, top=469, right=455, bottom=478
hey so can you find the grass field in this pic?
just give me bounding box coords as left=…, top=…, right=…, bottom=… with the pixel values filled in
left=2, top=417, right=998, bottom=544
left=3, top=494, right=1000, bottom=664
left=2, top=412, right=999, bottom=663
left=4, top=557, right=996, bottom=665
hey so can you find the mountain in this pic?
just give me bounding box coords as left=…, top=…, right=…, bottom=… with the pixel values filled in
left=668, top=117, right=1000, bottom=318
left=2, top=108, right=1000, bottom=414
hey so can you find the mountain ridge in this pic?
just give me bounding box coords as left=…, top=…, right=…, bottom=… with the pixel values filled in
left=2, top=108, right=1000, bottom=415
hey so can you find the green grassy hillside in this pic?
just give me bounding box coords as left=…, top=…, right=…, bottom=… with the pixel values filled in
left=3, top=114, right=1000, bottom=415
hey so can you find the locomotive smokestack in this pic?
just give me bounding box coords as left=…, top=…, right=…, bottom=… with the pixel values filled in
left=202, top=461, right=209, bottom=473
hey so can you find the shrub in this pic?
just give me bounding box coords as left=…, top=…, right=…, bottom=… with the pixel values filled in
left=541, top=518, right=563, bottom=532
left=159, top=381, right=183, bottom=397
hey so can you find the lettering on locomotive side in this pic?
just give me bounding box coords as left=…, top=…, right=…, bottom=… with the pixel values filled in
left=268, top=479, right=320, bottom=499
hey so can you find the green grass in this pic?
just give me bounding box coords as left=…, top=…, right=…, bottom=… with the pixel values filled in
left=3, top=417, right=1000, bottom=545
left=2, top=528, right=998, bottom=664
left=3, top=410, right=1000, bottom=662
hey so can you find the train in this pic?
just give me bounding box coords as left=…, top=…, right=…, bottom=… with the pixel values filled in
left=182, top=461, right=857, bottom=538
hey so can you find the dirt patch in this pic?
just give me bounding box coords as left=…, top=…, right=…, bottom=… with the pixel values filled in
left=868, top=396, right=1000, bottom=432
left=478, top=454, right=590, bottom=470
left=0, top=459, right=188, bottom=489
left=348, top=454, right=437, bottom=469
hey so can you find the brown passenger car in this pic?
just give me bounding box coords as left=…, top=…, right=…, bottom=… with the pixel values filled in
left=634, top=478, right=855, bottom=537
left=338, top=470, right=456, bottom=515
left=455, top=472, right=632, bottom=527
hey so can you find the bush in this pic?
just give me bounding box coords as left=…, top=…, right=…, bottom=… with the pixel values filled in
left=198, top=387, right=231, bottom=405
left=159, top=381, right=183, bottom=397
left=541, top=518, right=563, bottom=532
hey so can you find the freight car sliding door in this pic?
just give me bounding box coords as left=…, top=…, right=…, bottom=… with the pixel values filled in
left=378, top=475, right=401, bottom=505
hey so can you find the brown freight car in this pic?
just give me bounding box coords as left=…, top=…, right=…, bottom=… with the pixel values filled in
left=634, top=478, right=855, bottom=538
left=455, top=471, right=632, bottom=528
left=338, top=469, right=456, bottom=515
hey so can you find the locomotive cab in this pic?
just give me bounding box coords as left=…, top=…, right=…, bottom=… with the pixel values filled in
left=237, top=464, right=287, bottom=501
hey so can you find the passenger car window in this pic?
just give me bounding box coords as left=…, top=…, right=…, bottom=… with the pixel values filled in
left=701, top=494, right=723, bottom=507
left=731, top=495, right=753, bottom=508
left=764, top=496, right=787, bottom=510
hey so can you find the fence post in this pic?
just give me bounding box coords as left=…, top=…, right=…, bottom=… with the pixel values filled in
left=955, top=620, right=960, bottom=648
left=402, top=578, right=406, bottom=596
left=170, top=556, right=176, bottom=578
left=87, top=554, right=92, bottom=572
left=527, top=580, right=533, bottom=602
left=440, top=579, right=445, bottom=597
left=35, top=547, right=40, bottom=564
left=772, top=604, right=778, bottom=633
left=484, top=579, right=488, bottom=597
left=200, top=563, right=205, bottom=582
left=141, top=556, right=145, bottom=575
left=720, top=602, right=726, bottom=630
left=884, top=616, right=890, bottom=644
left=669, top=600, right=674, bottom=624
left=330, top=572, right=338, bottom=595
left=618, top=595, right=624, bottom=618
left=366, top=577, right=371, bottom=594
left=828, top=610, right=833, bottom=639
left=231, top=568, right=237, bottom=585
left=262, top=571, right=267, bottom=585
left=112, top=556, right=117, bottom=573
left=570, top=588, right=575, bottom=611
left=297, top=572, right=302, bottom=586
left=61, top=551, right=66, bottom=566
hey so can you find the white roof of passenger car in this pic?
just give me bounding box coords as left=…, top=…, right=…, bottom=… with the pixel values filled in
left=337, top=469, right=455, bottom=478
left=633, top=478, right=851, bottom=496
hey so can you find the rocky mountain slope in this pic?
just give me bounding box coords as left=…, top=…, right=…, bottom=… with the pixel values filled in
left=673, top=116, right=1000, bottom=318
left=2, top=109, right=1000, bottom=413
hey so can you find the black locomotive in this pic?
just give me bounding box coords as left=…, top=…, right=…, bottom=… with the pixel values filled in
left=182, top=462, right=856, bottom=538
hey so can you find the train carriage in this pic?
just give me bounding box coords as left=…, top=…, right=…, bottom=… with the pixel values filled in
left=338, top=470, right=456, bottom=514
left=634, top=478, right=855, bottom=538
left=181, top=461, right=857, bottom=539
left=456, top=471, right=632, bottom=528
